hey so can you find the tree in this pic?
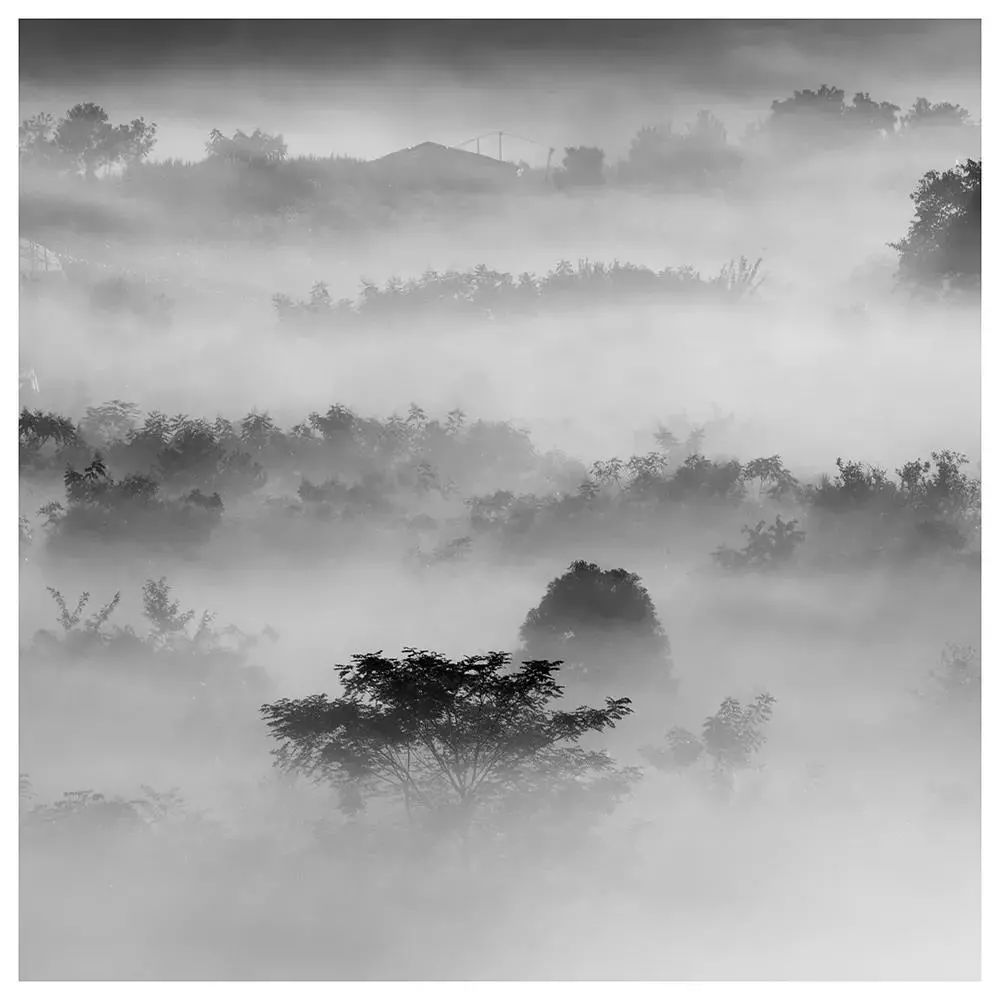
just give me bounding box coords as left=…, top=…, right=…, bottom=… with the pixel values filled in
left=890, top=159, right=980, bottom=291
left=20, top=103, right=157, bottom=177
left=558, top=146, right=605, bottom=187
left=643, top=693, right=776, bottom=799
left=261, top=650, right=634, bottom=850
left=843, top=92, right=900, bottom=136
left=622, top=113, right=741, bottom=189
left=901, top=98, right=971, bottom=132
left=765, top=84, right=847, bottom=147
left=205, top=127, right=287, bottom=166
left=713, top=516, right=806, bottom=572
left=518, top=561, right=673, bottom=689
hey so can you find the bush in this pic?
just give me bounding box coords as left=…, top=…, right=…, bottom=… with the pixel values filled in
left=713, top=515, right=806, bottom=571
left=40, top=454, right=224, bottom=550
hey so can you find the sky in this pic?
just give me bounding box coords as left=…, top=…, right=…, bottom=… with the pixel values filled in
left=19, top=19, right=982, bottom=163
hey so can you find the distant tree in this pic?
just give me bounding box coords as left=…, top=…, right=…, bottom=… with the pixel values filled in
left=20, top=103, right=157, bottom=177
left=844, top=91, right=900, bottom=136
left=205, top=127, right=287, bottom=166
left=519, top=561, right=673, bottom=689
left=901, top=98, right=972, bottom=132
left=713, top=515, right=806, bottom=572
left=261, top=649, right=634, bottom=850
left=890, top=159, right=980, bottom=290
left=643, top=693, right=776, bottom=799
left=623, top=112, right=742, bottom=189
left=766, top=84, right=847, bottom=146
left=79, top=400, right=142, bottom=448
left=559, top=146, right=606, bottom=187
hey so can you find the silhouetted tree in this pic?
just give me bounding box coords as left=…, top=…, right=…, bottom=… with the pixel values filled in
left=519, top=561, right=673, bottom=688
left=890, top=159, right=980, bottom=290
left=261, top=650, right=634, bottom=850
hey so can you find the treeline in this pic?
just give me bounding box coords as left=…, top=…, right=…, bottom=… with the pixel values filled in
left=18, top=86, right=981, bottom=239
left=273, top=257, right=763, bottom=328
left=19, top=400, right=981, bottom=567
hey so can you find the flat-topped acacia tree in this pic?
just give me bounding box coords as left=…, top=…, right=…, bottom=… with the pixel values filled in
left=260, top=649, right=634, bottom=848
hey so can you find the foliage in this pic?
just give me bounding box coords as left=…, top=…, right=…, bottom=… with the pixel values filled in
left=274, top=255, right=758, bottom=328
left=205, top=127, right=288, bottom=166
left=713, top=515, right=806, bottom=572
left=740, top=455, right=799, bottom=501
left=890, top=159, right=980, bottom=291
left=40, top=453, right=224, bottom=549
left=519, top=561, right=673, bottom=688
left=620, top=113, right=742, bottom=189
left=20, top=782, right=205, bottom=844
left=759, top=85, right=901, bottom=149
left=900, top=98, right=972, bottom=132
left=19, top=407, right=79, bottom=467
left=29, top=579, right=274, bottom=695
left=20, top=102, right=157, bottom=177
left=643, top=694, right=776, bottom=798
left=261, top=650, right=634, bottom=841
left=557, top=146, right=606, bottom=187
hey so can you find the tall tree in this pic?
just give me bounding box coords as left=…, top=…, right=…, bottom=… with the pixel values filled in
left=261, top=649, right=634, bottom=846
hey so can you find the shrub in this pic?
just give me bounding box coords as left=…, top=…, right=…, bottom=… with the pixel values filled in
left=40, top=454, right=224, bottom=550
left=713, top=515, right=806, bottom=571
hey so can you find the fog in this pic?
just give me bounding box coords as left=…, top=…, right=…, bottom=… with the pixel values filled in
left=19, top=19, right=981, bottom=982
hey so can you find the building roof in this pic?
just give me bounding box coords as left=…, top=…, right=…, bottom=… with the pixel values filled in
left=371, top=142, right=520, bottom=188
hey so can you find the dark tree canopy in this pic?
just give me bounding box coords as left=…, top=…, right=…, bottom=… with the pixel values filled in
left=261, top=649, right=634, bottom=834
left=519, top=561, right=673, bottom=686
left=890, top=158, right=981, bottom=291
left=19, top=103, right=157, bottom=177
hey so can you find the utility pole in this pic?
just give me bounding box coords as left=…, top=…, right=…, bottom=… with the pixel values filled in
left=498, top=131, right=503, bottom=161
left=476, top=137, right=480, bottom=155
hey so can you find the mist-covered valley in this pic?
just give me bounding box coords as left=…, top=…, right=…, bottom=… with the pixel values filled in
left=18, top=19, right=982, bottom=982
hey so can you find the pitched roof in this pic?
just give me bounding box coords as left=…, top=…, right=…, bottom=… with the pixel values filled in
left=372, top=142, right=519, bottom=184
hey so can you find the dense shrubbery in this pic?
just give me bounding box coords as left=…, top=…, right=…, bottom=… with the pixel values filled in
left=37, top=454, right=224, bottom=551
left=713, top=516, right=806, bottom=572
left=24, top=577, right=273, bottom=693
left=273, top=256, right=763, bottom=328
left=18, top=401, right=980, bottom=568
